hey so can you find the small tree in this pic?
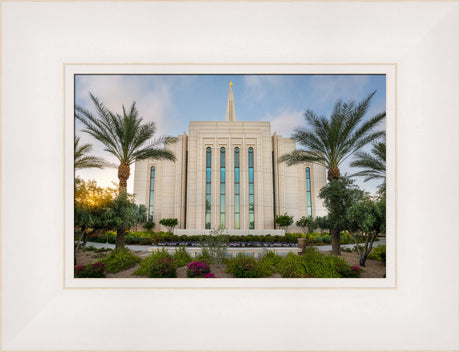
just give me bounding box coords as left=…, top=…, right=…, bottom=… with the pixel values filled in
left=274, top=213, right=294, bottom=231
left=346, top=198, right=386, bottom=267
left=199, top=228, right=229, bottom=265
left=102, top=193, right=147, bottom=239
left=143, top=221, right=155, bottom=232
left=319, top=177, right=365, bottom=255
left=295, top=216, right=316, bottom=234
left=159, top=218, right=178, bottom=233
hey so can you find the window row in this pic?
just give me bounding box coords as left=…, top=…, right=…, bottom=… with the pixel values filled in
left=205, top=147, right=254, bottom=229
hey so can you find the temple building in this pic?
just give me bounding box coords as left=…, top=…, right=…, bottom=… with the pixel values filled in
left=133, top=83, right=327, bottom=233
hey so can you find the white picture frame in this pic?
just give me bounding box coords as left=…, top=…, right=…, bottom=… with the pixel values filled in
left=1, top=1, right=458, bottom=351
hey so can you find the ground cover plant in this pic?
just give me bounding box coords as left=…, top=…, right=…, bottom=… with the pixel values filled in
left=133, top=249, right=172, bottom=277
left=101, top=248, right=141, bottom=273
left=74, top=262, right=106, bottom=278
left=274, top=248, right=362, bottom=278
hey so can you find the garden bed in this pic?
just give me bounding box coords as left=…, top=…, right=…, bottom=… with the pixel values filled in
left=75, top=247, right=385, bottom=279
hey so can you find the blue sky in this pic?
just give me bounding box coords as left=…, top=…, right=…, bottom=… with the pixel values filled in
left=75, top=74, right=386, bottom=194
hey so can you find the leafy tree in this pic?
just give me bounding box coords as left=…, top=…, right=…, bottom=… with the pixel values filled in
left=159, top=218, right=178, bottom=233
left=75, top=93, right=175, bottom=248
left=319, top=177, right=365, bottom=254
left=74, top=179, right=146, bottom=259
left=351, top=141, right=386, bottom=196
left=274, top=213, right=294, bottom=230
left=279, top=92, right=385, bottom=254
left=346, top=198, right=386, bottom=266
left=102, top=192, right=147, bottom=233
left=295, top=216, right=316, bottom=234
left=74, top=178, right=117, bottom=264
left=74, top=136, right=108, bottom=170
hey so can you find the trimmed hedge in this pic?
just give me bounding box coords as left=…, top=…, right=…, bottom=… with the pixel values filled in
left=86, top=231, right=372, bottom=247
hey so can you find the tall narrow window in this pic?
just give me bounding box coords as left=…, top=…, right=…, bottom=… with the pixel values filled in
left=248, top=147, right=255, bottom=229
left=205, top=147, right=212, bottom=229
left=306, top=167, right=312, bottom=219
left=220, top=147, right=226, bottom=228
left=148, top=166, right=155, bottom=222
left=234, top=147, right=240, bottom=229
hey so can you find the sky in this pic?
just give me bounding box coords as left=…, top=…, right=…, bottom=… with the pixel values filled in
left=75, top=74, right=386, bottom=194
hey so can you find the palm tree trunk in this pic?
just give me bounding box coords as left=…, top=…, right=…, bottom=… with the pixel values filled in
left=118, top=162, right=131, bottom=194
left=331, top=229, right=341, bottom=255
left=328, top=167, right=341, bottom=255
left=327, top=167, right=340, bottom=181
left=115, top=228, right=126, bottom=250
left=116, top=162, right=131, bottom=249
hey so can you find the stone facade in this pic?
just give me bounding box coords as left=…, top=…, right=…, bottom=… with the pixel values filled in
left=133, top=84, right=327, bottom=232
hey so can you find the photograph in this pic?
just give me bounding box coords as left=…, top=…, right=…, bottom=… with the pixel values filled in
left=73, top=74, right=387, bottom=279
left=2, top=0, right=458, bottom=351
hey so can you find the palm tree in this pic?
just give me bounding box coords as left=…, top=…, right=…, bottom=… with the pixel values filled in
left=75, top=93, right=175, bottom=248
left=279, top=91, right=385, bottom=255
left=351, top=141, right=386, bottom=195
left=74, top=136, right=108, bottom=170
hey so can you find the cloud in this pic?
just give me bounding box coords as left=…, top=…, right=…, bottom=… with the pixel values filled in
left=75, top=75, right=173, bottom=135
left=308, top=75, right=371, bottom=105
left=75, top=75, right=175, bottom=193
left=243, top=75, right=283, bottom=102
left=261, top=110, right=305, bottom=138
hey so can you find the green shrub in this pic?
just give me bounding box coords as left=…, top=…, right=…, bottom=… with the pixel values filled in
left=256, top=260, right=276, bottom=277
left=150, top=257, right=177, bottom=278
left=285, top=233, right=300, bottom=243
left=101, top=248, right=140, bottom=273
left=133, top=249, right=172, bottom=277
left=342, top=246, right=352, bottom=253
left=173, top=246, right=193, bottom=267
left=276, top=252, right=305, bottom=278
left=74, top=262, right=106, bottom=278
left=226, top=253, right=271, bottom=278
left=299, top=248, right=342, bottom=278
left=139, top=237, right=154, bottom=245
left=322, top=236, right=332, bottom=244
left=314, top=235, right=323, bottom=243
left=258, top=251, right=283, bottom=267
left=368, top=244, right=386, bottom=264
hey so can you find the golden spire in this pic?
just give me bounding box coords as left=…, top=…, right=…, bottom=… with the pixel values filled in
left=225, top=82, right=236, bottom=121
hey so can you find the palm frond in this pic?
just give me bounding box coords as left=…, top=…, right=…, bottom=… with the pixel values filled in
left=350, top=142, right=386, bottom=186
left=278, top=150, right=325, bottom=166
left=75, top=92, right=175, bottom=169
left=279, top=91, right=385, bottom=179
left=74, top=136, right=108, bottom=170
